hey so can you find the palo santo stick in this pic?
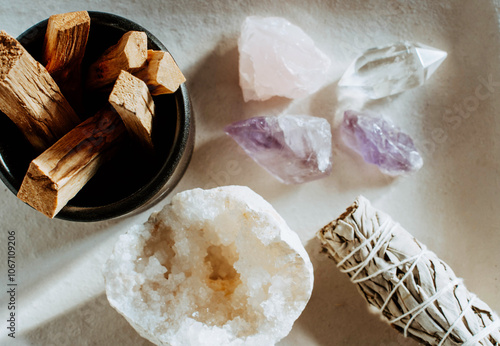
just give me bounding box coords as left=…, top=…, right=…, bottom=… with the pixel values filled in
left=134, top=50, right=186, bottom=95
left=17, top=106, right=126, bottom=218
left=109, top=70, right=155, bottom=151
left=86, top=31, right=147, bottom=89
left=42, top=10, right=90, bottom=110
left=0, top=31, right=80, bottom=153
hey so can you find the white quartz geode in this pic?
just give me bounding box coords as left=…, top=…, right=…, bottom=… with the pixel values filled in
left=238, top=16, right=331, bottom=102
left=103, top=186, right=314, bottom=346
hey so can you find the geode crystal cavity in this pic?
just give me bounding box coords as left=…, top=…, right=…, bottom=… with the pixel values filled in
left=338, top=41, right=447, bottom=99
left=225, top=114, right=332, bottom=184
left=238, top=16, right=331, bottom=102
left=341, top=110, right=423, bottom=175
left=103, top=186, right=314, bottom=345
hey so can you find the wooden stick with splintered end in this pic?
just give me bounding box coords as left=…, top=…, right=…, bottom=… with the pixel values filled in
left=109, top=70, right=155, bottom=152
left=86, top=31, right=147, bottom=89
left=43, top=10, right=90, bottom=111
left=17, top=107, right=126, bottom=218
left=134, top=50, right=186, bottom=95
left=0, top=30, right=80, bottom=153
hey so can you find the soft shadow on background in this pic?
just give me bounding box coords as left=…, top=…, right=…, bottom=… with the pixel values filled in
left=280, top=238, right=419, bottom=346
left=186, top=38, right=292, bottom=135
left=1, top=0, right=500, bottom=345
left=0, top=192, right=121, bottom=262
left=20, top=294, right=153, bottom=346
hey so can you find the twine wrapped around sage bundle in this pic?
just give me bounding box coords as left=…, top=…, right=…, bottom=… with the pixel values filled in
left=317, top=196, right=500, bottom=345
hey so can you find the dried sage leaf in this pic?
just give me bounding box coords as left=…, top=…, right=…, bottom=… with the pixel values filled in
left=317, top=196, right=500, bottom=346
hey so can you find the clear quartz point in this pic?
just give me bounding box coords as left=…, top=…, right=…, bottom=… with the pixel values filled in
left=338, top=41, right=447, bottom=99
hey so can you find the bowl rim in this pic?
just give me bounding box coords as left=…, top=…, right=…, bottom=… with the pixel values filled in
left=0, top=11, right=194, bottom=222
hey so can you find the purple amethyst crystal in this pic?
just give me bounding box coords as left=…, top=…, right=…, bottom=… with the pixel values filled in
left=225, top=114, right=332, bottom=184
left=340, top=110, right=423, bottom=175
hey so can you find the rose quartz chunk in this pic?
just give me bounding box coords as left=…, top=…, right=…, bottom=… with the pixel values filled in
left=238, top=16, right=331, bottom=102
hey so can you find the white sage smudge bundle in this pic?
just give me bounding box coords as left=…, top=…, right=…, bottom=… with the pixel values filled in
left=317, top=196, right=500, bottom=346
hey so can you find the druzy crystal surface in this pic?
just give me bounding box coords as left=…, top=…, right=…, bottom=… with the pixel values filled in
left=238, top=16, right=331, bottom=102
left=341, top=110, right=423, bottom=175
left=339, top=41, right=447, bottom=99
left=225, top=115, right=332, bottom=184
left=103, top=186, right=314, bottom=346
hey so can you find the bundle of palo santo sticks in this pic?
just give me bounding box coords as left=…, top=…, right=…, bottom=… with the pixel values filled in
left=0, top=11, right=185, bottom=218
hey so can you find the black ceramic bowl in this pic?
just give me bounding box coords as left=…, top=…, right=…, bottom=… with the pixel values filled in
left=0, top=11, right=194, bottom=222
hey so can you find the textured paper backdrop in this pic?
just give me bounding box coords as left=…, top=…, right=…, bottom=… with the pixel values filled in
left=0, top=1, right=499, bottom=345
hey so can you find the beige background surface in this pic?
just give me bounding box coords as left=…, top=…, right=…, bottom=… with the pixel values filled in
left=0, top=0, right=499, bottom=345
